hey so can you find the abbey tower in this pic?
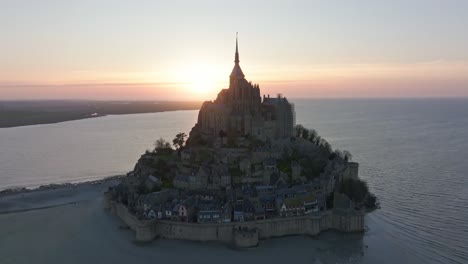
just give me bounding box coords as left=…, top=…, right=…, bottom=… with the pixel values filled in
left=188, top=35, right=295, bottom=147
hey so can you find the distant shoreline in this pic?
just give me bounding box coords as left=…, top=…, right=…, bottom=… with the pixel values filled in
left=0, top=100, right=202, bottom=128
left=0, top=175, right=122, bottom=215
left=0, top=175, right=125, bottom=196
left=0, top=113, right=105, bottom=128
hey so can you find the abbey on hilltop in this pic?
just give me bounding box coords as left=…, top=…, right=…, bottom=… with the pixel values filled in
left=106, top=35, right=377, bottom=248
left=188, top=35, right=295, bottom=147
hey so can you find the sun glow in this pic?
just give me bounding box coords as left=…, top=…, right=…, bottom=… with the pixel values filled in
left=174, top=64, right=225, bottom=99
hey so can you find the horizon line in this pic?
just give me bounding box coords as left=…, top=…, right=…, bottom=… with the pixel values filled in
left=1, top=96, right=468, bottom=102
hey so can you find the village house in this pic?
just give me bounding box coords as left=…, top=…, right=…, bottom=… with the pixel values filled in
left=233, top=199, right=255, bottom=222
left=172, top=197, right=196, bottom=222
left=263, top=157, right=277, bottom=171
left=233, top=203, right=245, bottom=222
left=303, top=194, right=319, bottom=214
left=255, top=185, right=275, bottom=197
left=180, top=149, right=192, bottom=162
left=194, top=190, right=220, bottom=202
left=276, top=188, right=298, bottom=200
left=222, top=202, right=232, bottom=223
left=259, top=195, right=277, bottom=217
left=164, top=205, right=173, bottom=219
left=276, top=191, right=319, bottom=217
left=140, top=189, right=177, bottom=214
left=253, top=199, right=266, bottom=220
left=197, top=202, right=223, bottom=223
left=278, top=197, right=305, bottom=217
left=146, top=205, right=159, bottom=220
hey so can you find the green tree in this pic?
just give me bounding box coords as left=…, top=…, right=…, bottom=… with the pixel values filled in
left=308, top=129, right=317, bottom=142
left=295, top=124, right=304, bottom=137
left=154, top=137, right=172, bottom=153
left=320, top=140, right=332, bottom=155
left=302, top=129, right=309, bottom=140
left=343, top=150, right=352, bottom=161
left=172, top=132, right=187, bottom=151
left=339, top=178, right=369, bottom=203
left=334, top=150, right=343, bottom=160
left=314, top=135, right=322, bottom=146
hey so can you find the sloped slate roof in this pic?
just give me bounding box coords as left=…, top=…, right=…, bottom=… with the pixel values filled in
left=230, top=64, right=245, bottom=79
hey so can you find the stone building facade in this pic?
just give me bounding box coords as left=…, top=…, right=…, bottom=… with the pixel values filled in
left=189, top=36, right=295, bottom=145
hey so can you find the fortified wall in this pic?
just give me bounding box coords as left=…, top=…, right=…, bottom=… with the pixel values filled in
left=106, top=197, right=365, bottom=248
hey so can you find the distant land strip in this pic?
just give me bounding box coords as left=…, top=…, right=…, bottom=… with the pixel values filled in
left=0, top=200, right=84, bottom=215
left=0, top=100, right=202, bottom=128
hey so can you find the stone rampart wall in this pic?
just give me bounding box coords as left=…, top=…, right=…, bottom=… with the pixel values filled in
left=107, top=200, right=365, bottom=248
left=111, top=201, right=139, bottom=230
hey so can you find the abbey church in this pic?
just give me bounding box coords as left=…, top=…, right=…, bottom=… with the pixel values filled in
left=188, top=36, right=295, bottom=146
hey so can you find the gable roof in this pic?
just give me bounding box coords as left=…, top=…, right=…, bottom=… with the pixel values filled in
left=283, top=197, right=303, bottom=208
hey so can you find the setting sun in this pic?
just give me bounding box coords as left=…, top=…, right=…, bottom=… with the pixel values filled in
left=174, top=64, right=225, bottom=99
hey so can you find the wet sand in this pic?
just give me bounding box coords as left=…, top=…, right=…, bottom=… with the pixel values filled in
left=0, top=179, right=120, bottom=214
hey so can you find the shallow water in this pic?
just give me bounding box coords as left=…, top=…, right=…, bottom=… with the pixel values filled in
left=0, top=110, right=198, bottom=189
left=0, top=99, right=467, bottom=263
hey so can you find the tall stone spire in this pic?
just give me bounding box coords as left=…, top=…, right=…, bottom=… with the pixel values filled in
left=235, top=32, right=239, bottom=64
left=230, top=32, right=245, bottom=79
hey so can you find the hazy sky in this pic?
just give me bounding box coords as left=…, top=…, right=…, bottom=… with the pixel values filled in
left=1, top=0, right=468, bottom=100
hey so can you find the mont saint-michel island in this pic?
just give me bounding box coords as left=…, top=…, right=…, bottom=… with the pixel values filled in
left=3, top=2, right=468, bottom=263
left=106, top=37, right=378, bottom=248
